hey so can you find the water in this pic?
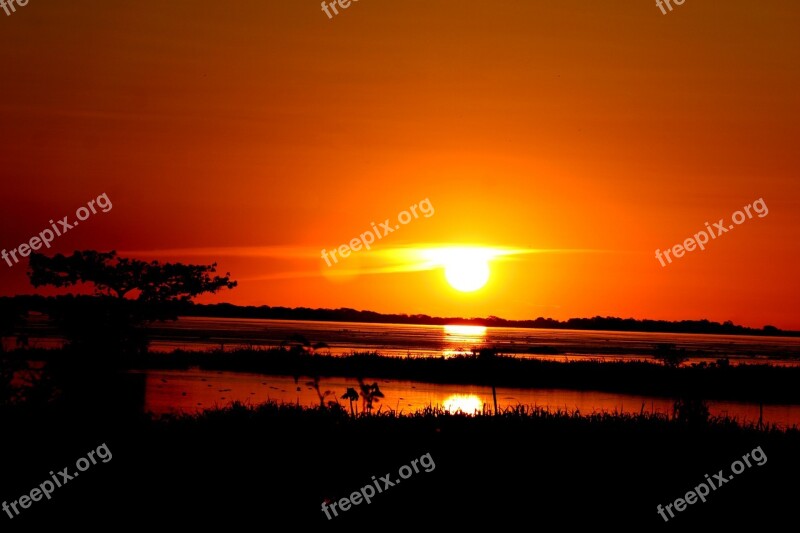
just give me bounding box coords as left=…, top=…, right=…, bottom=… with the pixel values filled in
left=139, top=318, right=800, bottom=428
left=16, top=316, right=800, bottom=427
left=138, top=368, right=800, bottom=429
left=16, top=316, right=800, bottom=363
left=144, top=317, right=800, bottom=364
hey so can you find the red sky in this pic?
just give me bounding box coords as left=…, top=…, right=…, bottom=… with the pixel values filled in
left=1, top=0, right=798, bottom=328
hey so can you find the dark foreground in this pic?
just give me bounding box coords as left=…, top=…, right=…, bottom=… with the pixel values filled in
left=0, top=402, right=797, bottom=529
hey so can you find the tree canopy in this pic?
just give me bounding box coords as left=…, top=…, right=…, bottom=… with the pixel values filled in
left=28, top=250, right=236, bottom=302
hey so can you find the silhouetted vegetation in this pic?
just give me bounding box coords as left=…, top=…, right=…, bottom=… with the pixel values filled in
left=21, top=250, right=236, bottom=352
left=28, top=250, right=237, bottom=302
left=111, top=347, right=800, bottom=404
left=0, top=297, right=25, bottom=352
left=2, top=399, right=799, bottom=527
left=672, top=397, right=712, bottom=427
left=341, top=387, right=359, bottom=416
left=654, top=343, right=689, bottom=367
left=24, top=251, right=234, bottom=352
left=356, top=377, right=384, bottom=414
left=7, top=251, right=238, bottom=415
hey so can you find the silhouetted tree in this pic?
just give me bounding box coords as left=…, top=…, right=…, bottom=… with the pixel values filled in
left=341, top=387, right=359, bottom=416
left=27, top=250, right=236, bottom=355
left=28, top=250, right=236, bottom=302
left=23, top=250, right=237, bottom=415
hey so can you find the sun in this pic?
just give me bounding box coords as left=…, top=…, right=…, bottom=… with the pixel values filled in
left=437, top=248, right=492, bottom=292
left=415, top=245, right=522, bottom=293
left=444, top=258, right=490, bottom=292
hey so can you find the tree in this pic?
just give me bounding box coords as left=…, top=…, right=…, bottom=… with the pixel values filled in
left=24, top=250, right=238, bottom=414
left=28, top=250, right=236, bottom=302
left=341, top=387, right=359, bottom=417
left=27, top=250, right=237, bottom=355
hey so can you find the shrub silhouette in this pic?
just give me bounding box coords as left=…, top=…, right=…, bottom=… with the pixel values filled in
left=357, top=378, right=384, bottom=414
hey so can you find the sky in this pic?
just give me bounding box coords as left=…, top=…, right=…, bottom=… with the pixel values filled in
left=0, top=0, right=798, bottom=329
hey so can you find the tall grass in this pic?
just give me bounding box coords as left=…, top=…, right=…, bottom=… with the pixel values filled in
left=151, top=399, right=798, bottom=436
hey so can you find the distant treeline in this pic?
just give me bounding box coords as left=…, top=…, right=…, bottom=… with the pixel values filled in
left=1, top=294, right=796, bottom=337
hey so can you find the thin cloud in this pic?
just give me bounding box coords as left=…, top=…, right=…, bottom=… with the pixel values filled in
left=118, top=245, right=604, bottom=282
left=240, top=245, right=605, bottom=282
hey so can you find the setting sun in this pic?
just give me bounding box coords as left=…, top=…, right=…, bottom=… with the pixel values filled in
left=415, top=246, right=528, bottom=293
left=444, top=255, right=490, bottom=292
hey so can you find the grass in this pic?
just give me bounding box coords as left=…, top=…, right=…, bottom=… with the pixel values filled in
left=114, top=345, right=800, bottom=404
left=2, top=397, right=799, bottom=527
left=151, top=398, right=796, bottom=433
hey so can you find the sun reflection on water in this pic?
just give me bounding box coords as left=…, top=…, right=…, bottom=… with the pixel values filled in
left=443, top=394, right=484, bottom=415
left=443, top=325, right=487, bottom=340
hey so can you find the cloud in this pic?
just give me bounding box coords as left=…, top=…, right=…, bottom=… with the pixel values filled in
left=118, top=244, right=603, bottom=282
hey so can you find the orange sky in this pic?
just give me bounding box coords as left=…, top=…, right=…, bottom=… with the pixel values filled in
left=1, top=1, right=798, bottom=328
